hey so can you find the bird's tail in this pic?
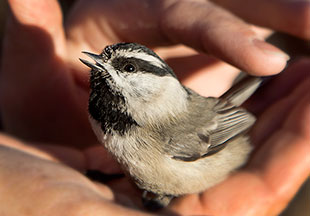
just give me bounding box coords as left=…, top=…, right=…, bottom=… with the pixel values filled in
left=220, top=76, right=262, bottom=106
left=220, top=32, right=309, bottom=106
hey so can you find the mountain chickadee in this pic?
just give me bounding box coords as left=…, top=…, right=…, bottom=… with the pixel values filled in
left=80, top=43, right=261, bottom=209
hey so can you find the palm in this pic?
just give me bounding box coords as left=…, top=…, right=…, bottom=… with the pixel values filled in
left=0, top=0, right=309, bottom=215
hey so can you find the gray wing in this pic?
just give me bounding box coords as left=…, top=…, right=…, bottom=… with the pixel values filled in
left=165, top=99, right=256, bottom=162
left=220, top=75, right=261, bottom=106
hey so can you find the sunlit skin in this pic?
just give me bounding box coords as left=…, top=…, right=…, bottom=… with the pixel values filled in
left=0, top=0, right=309, bottom=215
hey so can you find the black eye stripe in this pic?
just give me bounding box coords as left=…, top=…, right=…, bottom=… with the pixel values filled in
left=111, top=57, right=176, bottom=77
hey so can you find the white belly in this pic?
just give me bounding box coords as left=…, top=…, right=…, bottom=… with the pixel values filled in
left=90, top=117, right=252, bottom=195
left=111, top=133, right=251, bottom=195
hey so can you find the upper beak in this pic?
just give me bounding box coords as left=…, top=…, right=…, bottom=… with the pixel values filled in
left=79, top=51, right=106, bottom=72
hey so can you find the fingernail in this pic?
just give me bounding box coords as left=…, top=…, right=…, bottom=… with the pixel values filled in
left=252, top=39, right=290, bottom=61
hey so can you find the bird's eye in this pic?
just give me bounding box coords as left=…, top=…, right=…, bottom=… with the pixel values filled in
left=123, top=64, right=136, bottom=72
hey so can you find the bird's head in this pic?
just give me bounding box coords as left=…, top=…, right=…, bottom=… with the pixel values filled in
left=80, top=43, right=188, bottom=134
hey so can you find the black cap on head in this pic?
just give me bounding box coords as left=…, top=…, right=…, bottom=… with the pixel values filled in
left=101, top=42, right=177, bottom=78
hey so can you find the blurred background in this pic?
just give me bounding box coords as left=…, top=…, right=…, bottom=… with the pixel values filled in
left=0, top=0, right=308, bottom=215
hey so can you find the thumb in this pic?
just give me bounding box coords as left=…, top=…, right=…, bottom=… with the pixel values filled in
left=7, top=0, right=66, bottom=57
left=0, top=0, right=90, bottom=145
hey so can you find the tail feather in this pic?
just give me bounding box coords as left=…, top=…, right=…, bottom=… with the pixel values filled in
left=220, top=32, right=309, bottom=106
left=220, top=76, right=262, bottom=106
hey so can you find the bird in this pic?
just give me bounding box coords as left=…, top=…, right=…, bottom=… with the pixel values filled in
left=80, top=42, right=261, bottom=210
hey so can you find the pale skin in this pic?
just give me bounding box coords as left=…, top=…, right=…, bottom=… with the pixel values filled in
left=0, top=0, right=309, bottom=215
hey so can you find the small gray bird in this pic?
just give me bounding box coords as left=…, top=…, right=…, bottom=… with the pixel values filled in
left=80, top=43, right=261, bottom=209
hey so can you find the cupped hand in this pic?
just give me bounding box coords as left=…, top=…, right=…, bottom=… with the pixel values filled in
left=1, top=0, right=309, bottom=148
left=169, top=58, right=310, bottom=215
left=0, top=1, right=309, bottom=215
left=0, top=58, right=309, bottom=216
left=0, top=135, right=149, bottom=216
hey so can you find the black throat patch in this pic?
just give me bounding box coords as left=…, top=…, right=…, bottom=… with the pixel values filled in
left=88, top=69, right=138, bottom=135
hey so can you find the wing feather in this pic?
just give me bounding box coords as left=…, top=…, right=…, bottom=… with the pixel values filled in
left=165, top=99, right=255, bottom=162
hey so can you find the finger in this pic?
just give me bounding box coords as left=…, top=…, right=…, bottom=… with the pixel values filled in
left=7, top=0, right=66, bottom=56
left=211, top=0, right=310, bottom=40
left=247, top=92, right=310, bottom=215
left=246, top=58, right=310, bottom=115
left=35, top=144, right=87, bottom=171
left=0, top=132, right=87, bottom=170
left=161, top=0, right=289, bottom=76
left=0, top=0, right=94, bottom=146
left=0, top=145, right=140, bottom=215
left=250, top=66, right=310, bottom=146
left=0, top=132, right=58, bottom=162
left=158, top=45, right=240, bottom=97
left=84, top=146, right=123, bottom=174
left=0, top=145, right=146, bottom=216
left=169, top=78, right=310, bottom=216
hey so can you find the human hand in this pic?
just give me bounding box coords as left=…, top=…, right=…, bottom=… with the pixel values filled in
left=168, top=58, right=310, bottom=215
left=0, top=1, right=309, bottom=214
left=1, top=0, right=309, bottom=148
left=0, top=58, right=309, bottom=216
left=0, top=135, right=150, bottom=216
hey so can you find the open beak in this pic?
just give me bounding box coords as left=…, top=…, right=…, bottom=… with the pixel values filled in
left=80, top=51, right=106, bottom=72
left=80, top=51, right=113, bottom=81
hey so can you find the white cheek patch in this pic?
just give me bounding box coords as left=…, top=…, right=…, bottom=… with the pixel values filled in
left=121, top=74, right=188, bottom=126
left=102, top=63, right=126, bottom=89
left=104, top=63, right=159, bottom=98
left=102, top=59, right=188, bottom=127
